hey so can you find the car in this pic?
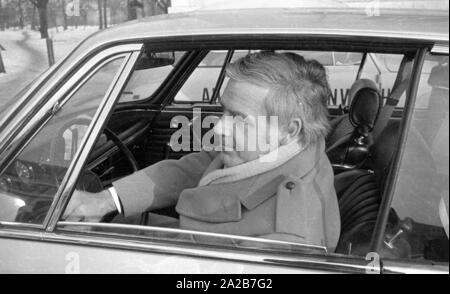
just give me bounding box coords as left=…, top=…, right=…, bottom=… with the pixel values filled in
left=0, top=6, right=448, bottom=274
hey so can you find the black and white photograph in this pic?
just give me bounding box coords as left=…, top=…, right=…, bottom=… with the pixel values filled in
left=0, top=0, right=448, bottom=276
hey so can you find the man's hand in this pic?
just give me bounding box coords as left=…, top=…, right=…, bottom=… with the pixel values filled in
left=63, top=189, right=117, bottom=222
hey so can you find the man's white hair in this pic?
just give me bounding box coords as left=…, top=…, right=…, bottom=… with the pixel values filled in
left=226, top=51, right=331, bottom=146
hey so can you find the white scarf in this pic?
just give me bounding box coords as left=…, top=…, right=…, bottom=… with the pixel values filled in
left=198, top=140, right=303, bottom=187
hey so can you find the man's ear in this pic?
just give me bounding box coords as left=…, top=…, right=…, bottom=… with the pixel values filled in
left=280, top=118, right=302, bottom=145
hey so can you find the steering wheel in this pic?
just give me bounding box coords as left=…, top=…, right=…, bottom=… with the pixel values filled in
left=50, top=117, right=139, bottom=191
left=102, top=127, right=139, bottom=172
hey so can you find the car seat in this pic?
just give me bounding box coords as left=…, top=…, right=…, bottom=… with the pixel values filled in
left=334, top=120, right=400, bottom=255
left=327, top=79, right=382, bottom=174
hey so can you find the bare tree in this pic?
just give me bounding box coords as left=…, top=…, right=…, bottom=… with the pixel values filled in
left=109, top=0, right=125, bottom=25
left=29, top=0, right=49, bottom=38
left=127, top=0, right=143, bottom=20
left=61, top=0, right=67, bottom=30
left=146, top=0, right=170, bottom=16
left=18, top=0, right=25, bottom=29
left=0, top=0, right=4, bottom=31
left=31, top=3, right=37, bottom=30
left=156, top=0, right=170, bottom=14
left=81, top=2, right=88, bottom=28
left=103, top=0, right=107, bottom=28
left=97, top=0, right=103, bottom=29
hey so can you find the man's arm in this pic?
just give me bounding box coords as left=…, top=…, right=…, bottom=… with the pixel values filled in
left=64, top=150, right=216, bottom=221
left=113, top=150, right=215, bottom=216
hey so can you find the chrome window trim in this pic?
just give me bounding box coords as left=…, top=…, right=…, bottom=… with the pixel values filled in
left=57, top=221, right=328, bottom=253
left=0, top=222, right=41, bottom=229
left=382, top=259, right=449, bottom=274
left=431, top=43, right=449, bottom=54
left=0, top=44, right=143, bottom=160
left=0, top=228, right=376, bottom=273
left=45, top=51, right=142, bottom=231
left=72, top=31, right=449, bottom=48
left=42, top=54, right=134, bottom=229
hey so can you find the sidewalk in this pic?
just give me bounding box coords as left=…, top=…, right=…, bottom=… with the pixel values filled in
left=0, top=27, right=98, bottom=110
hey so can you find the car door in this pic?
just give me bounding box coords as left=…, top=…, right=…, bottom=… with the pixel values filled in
left=0, top=42, right=381, bottom=274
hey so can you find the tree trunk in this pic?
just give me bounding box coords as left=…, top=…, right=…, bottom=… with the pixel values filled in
left=127, top=0, right=137, bottom=20
left=37, top=4, right=49, bottom=39
left=0, top=0, right=4, bottom=31
left=62, top=0, right=67, bottom=30
left=103, top=0, right=107, bottom=28
left=18, top=0, right=24, bottom=29
left=97, top=0, right=103, bottom=29
left=31, top=5, right=37, bottom=30
left=82, top=5, right=87, bottom=28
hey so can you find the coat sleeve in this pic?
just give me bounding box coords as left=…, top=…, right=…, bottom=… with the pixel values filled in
left=112, top=150, right=216, bottom=217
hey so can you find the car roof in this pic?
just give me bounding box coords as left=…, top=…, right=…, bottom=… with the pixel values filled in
left=41, top=8, right=448, bottom=102
left=82, top=8, right=448, bottom=48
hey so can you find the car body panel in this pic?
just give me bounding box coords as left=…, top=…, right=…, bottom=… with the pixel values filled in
left=0, top=237, right=315, bottom=274
left=0, top=228, right=376, bottom=274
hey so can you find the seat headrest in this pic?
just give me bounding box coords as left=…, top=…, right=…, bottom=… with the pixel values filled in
left=348, top=79, right=382, bottom=134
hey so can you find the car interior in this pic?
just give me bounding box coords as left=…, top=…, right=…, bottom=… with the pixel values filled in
left=2, top=41, right=448, bottom=262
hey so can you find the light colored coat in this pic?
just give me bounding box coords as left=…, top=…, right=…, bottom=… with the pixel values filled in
left=113, top=139, right=340, bottom=251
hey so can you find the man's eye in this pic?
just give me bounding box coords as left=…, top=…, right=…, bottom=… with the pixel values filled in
left=234, top=114, right=246, bottom=121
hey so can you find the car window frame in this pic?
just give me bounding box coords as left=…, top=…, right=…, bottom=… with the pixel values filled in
left=59, top=40, right=428, bottom=270
left=54, top=45, right=401, bottom=273
left=0, top=44, right=142, bottom=230
left=368, top=46, right=449, bottom=273
left=378, top=49, right=449, bottom=273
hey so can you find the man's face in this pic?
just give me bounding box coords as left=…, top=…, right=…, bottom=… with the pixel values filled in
left=214, top=80, right=284, bottom=168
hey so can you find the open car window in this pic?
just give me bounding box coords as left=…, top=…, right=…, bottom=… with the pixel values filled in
left=57, top=47, right=419, bottom=263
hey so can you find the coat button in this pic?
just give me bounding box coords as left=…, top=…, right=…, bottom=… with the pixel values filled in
left=285, top=181, right=296, bottom=190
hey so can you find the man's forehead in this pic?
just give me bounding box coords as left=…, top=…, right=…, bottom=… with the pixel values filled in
left=222, top=80, right=269, bottom=106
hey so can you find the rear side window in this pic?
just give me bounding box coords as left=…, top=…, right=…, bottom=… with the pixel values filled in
left=174, top=51, right=228, bottom=103
left=119, top=51, right=186, bottom=103
left=387, top=53, right=449, bottom=262
left=360, top=53, right=403, bottom=104
left=334, top=52, right=363, bottom=66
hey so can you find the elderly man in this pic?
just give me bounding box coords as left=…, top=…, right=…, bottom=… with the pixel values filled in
left=65, top=52, right=341, bottom=251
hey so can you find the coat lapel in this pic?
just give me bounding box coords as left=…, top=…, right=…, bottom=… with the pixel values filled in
left=175, top=140, right=325, bottom=223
